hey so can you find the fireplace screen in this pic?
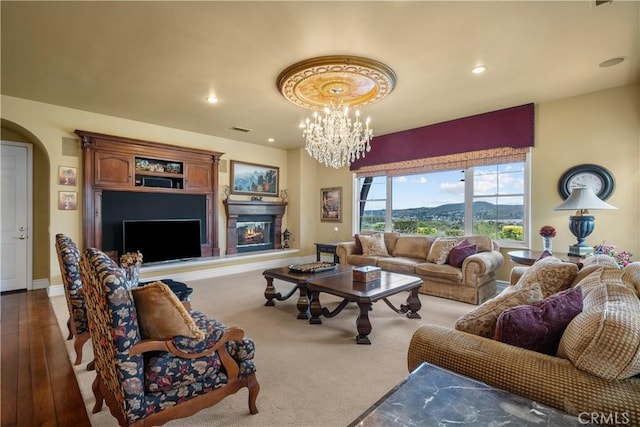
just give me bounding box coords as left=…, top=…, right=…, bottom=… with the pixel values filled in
left=236, top=221, right=273, bottom=251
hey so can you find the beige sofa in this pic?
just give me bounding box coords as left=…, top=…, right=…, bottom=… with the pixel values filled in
left=336, top=233, right=504, bottom=305
left=407, top=255, right=640, bottom=424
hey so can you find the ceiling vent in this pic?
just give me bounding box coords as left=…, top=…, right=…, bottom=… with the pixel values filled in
left=594, top=0, right=612, bottom=6
left=230, top=126, right=252, bottom=133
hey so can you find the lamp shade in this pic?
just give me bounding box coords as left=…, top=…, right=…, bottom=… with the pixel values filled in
left=554, top=187, right=617, bottom=211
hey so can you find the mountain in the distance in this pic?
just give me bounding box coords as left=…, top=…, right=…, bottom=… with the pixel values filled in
left=364, top=201, right=523, bottom=220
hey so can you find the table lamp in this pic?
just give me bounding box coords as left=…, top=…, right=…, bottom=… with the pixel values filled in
left=554, top=186, right=617, bottom=256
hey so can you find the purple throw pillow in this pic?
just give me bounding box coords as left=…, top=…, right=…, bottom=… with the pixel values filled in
left=354, top=234, right=363, bottom=255
left=447, top=240, right=477, bottom=268
left=535, top=250, right=553, bottom=262
left=494, top=286, right=583, bottom=355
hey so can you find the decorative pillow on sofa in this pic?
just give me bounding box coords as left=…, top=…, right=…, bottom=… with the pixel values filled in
left=358, top=233, right=389, bottom=257
left=447, top=239, right=477, bottom=268
left=557, top=280, right=640, bottom=380
left=494, top=286, right=583, bottom=355
left=622, top=262, right=640, bottom=297
left=514, top=256, right=578, bottom=298
left=427, top=237, right=458, bottom=265
left=454, top=283, right=543, bottom=338
left=131, top=281, right=205, bottom=341
left=353, top=234, right=364, bottom=255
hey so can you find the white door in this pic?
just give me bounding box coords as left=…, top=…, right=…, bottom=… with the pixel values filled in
left=1, top=142, right=31, bottom=291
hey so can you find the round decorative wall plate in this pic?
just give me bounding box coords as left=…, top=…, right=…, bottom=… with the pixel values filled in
left=557, top=163, right=615, bottom=200
left=276, top=55, right=397, bottom=110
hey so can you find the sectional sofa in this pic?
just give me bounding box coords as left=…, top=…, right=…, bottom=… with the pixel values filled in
left=336, top=232, right=504, bottom=305
left=408, top=254, right=640, bottom=424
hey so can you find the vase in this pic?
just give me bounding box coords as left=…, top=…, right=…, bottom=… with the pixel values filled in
left=124, top=265, right=141, bottom=289
left=542, top=237, right=553, bottom=253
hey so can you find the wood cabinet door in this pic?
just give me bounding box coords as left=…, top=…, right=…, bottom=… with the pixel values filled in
left=185, top=163, right=211, bottom=190
left=94, top=151, right=133, bottom=187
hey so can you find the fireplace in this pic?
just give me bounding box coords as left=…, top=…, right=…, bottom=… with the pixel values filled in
left=236, top=216, right=273, bottom=253
left=223, top=200, right=287, bottom=255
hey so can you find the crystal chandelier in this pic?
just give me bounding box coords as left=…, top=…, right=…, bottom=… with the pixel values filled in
left=277, top=55, right=396, bottom=169
left=302, top=96, right=373, bottom=168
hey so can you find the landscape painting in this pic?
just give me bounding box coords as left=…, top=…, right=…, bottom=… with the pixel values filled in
left=230, top=161, right=279, bottom=197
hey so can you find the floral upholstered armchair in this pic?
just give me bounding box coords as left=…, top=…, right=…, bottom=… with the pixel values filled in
left=79, top=247, right=259, bottom=426
left=54, top=233, right=91, bottom=366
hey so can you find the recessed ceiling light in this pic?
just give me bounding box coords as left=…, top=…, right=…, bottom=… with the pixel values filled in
left=267, top=138, right=275, bottom=143
left=205, top=96, right=218, bottom=104
left=471, top=65, right=488, bottom=74
left=599, top=57, right=625, bottom=68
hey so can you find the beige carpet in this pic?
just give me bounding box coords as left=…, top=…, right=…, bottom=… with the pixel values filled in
left=50, top=268, right=475, bottom=426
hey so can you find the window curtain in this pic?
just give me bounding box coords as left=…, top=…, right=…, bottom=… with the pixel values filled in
left=351, top=103, right=534, bottom=177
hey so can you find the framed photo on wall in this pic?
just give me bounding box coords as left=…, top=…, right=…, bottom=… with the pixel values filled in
left=58, top=166, right=77, bottom=186
left=58, top=191, right=77, bottom=210
left=230, top=160, right=279, bottom=197
left=321, top=187, right=342, bottom=222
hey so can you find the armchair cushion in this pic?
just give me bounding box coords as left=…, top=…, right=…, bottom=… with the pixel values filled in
left=514, top=256, right=578, bottom=298
left=132, top=281, right=204, bottom=341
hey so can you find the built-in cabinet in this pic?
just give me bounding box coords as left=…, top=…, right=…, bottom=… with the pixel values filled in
left=77, top=130, right=223, bottom=258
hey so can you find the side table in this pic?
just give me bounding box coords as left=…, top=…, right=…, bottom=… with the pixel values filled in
left=508, top=250, right=584, bottom=266
left=315, top=242, right=340, bottom=263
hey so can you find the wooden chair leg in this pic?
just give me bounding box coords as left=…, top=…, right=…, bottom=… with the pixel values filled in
left=66, top=317, right=73, bottom=340
left=247, top=374, right=260, bottom=415
left=73, top=332, right=90, bottom=365
left=91, top=375, right=104, bottom=414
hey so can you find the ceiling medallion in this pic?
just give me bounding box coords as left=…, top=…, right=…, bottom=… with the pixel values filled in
left=277, top=55, right=397, bottom=169
left=277, top=55, right=397, bottom=110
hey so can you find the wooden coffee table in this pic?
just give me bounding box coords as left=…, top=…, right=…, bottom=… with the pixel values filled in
left=262, top=264, right=352, bottom=319
left=307, top=271, right=423, bottom=344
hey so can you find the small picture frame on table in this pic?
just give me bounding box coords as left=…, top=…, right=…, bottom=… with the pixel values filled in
left=58, top=166, right=77, bottom=186
left=321, top=187, right=342, bottom=222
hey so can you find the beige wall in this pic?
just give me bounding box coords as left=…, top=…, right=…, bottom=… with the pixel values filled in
left=1, top=95, right=290, bottom=287
left=2, top=83, right=638, bottom=287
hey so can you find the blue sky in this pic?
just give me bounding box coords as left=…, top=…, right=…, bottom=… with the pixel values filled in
left=364, top=163, right=525, bottom=210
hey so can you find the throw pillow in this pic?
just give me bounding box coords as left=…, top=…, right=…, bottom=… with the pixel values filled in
left=535, top=250, right=553, bottom=262
left=427, top=237, right=458, bottom=265
left=358, top=233, right=389, bottom=257
left=353, top=234, right=363, bottom=255
left=514, top=256, right=578, bottom=298
left=131, top=281, right=205, bottom=341
left=494, top=286, right=583, bottom=355
left=454, top=283, right=543, bottom=338
left=622, top=262, right=640, bottom=297
left=447, top=239, right=477, bottom=268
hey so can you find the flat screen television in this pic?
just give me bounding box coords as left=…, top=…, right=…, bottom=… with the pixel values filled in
left=123, top=219, right=202, bottom=264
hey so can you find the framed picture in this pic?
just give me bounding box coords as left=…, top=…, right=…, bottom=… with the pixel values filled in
left=321, top=187, right=342, bottom=222
left=58, top=191, right=77, bottom=210
left=230, top=160, right=279, bottom=197
left=58, top=166, right=77, bottom=186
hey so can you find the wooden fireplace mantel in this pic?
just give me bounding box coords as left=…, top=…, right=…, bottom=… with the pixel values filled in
left=223, top=199, right=287, bottom=254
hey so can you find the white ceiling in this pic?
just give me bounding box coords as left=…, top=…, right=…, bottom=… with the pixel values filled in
left=2, top=1, right=638, bottom=150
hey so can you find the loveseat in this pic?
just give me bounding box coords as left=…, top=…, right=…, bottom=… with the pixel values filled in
left=407, top=254, right=640, bottom=424
left=336, top=232, right=504, bottom=304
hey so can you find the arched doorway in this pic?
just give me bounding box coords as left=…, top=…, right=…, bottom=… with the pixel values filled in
left=1, top=119, right=51, bottom=290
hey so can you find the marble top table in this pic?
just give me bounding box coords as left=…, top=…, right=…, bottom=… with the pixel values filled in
left=349, top=362, right=590, bottom=426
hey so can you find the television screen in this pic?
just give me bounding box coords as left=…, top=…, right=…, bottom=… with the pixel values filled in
left=123, top=219, right=201, bottom=264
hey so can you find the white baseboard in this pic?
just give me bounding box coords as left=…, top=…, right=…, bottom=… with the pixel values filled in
left=33, top=278, right=49, bottom=290
left=47, top=253, right=316, bottom=298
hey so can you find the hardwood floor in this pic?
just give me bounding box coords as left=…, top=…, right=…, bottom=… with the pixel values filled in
left=1, top=289, right=91, bottom=427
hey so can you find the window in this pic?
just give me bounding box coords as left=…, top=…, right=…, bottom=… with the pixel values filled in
left=356, top=160, right=529, bottom=246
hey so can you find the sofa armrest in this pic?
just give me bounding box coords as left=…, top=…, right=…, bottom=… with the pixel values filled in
left=510, top=266, right=529, bottom=286
left=407, top=325, right=640, bottom=423
left=336, top=242, right=357, bottom=264
left=461, top=250, right=504, bottom=286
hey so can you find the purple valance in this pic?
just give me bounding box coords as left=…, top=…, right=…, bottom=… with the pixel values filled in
left=350, top=103, right=535, bottom=171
